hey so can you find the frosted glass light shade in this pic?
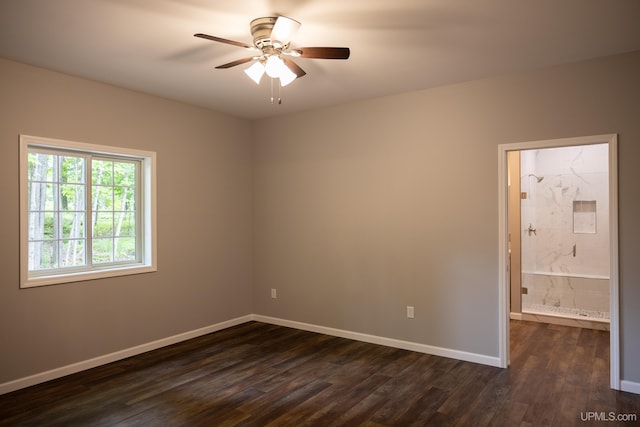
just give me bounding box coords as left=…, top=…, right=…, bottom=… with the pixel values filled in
left=244, top=62, right=265, bottom=84
left=265, top=55, right=285, bottom=78
left=271, top=16, right=301, bottom=45
left=279, top=65, right=297, bottom=87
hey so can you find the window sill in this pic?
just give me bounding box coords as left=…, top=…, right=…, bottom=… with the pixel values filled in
left=21, top=265, right=157, bottom=289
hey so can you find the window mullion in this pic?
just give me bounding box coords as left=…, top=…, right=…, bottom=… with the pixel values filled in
left=55, top=154, right=61, bottom=269
left=111, top=161, right=115, bottom=263
left=136, top=160, right=142, bottom=263
left=86, top=155, right=93, bottom=268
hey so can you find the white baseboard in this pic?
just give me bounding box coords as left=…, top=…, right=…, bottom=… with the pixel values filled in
left=621, top=380, right=640, bottom=395
left=4, top=313, right=634, bottom=397
left=252, top=315, right=502, bottom=368
left=0, top=313, right=521, bottom=396
left=0, top=315, right=253, bottom=396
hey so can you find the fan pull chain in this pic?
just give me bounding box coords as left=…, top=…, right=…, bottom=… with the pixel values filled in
left=269, top=78, right=283, bottom=105
left=278, top=81, right=282, bottom=104
left=270, top=78, right=274, bottom=104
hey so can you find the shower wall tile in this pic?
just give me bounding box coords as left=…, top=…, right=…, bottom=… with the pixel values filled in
left=522, top=273, right=609, bottom=313
left=520, top=145, right=610, bottom=278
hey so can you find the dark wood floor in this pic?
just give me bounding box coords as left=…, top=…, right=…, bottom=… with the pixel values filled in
left=1, top=320, right=639, bottom=426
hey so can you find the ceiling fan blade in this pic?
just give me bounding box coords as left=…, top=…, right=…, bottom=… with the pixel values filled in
left=296, top=47, right=350, bottom=60
left=271, top=16, right=301, bottom=44
left=282, top=58, right=306, bottom=78
left=215, top=57, right=256, bottom=69
left=194, top=33, right=254, bottom=49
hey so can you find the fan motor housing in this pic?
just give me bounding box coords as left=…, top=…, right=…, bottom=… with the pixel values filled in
left=250, top=17, right=278, bottom=49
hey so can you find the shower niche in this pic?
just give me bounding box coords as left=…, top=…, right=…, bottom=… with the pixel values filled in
left=510, top=144, right=610, bottom=329
left=573, top=200, right=597, bottom=234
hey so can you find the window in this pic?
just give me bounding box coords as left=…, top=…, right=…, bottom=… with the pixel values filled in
left=20, top=135, right=156, bottom=288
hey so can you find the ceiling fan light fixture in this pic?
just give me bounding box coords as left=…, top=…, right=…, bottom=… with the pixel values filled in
left=264, top=55, right=297, bottom=86
left=244, top=61, right=265, bottom=84
left=195, top=15, right=350, bottom=96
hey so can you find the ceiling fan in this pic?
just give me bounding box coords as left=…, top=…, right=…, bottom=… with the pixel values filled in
left=194, top=16, right=350, bottom=88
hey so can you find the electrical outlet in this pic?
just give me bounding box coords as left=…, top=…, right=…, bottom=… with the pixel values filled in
left=407, top=306, right=414, bottom=319
left=271, top=288, right=277, bottom=299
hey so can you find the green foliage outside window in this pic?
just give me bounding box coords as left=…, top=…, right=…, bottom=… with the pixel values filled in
left=27, top=151, right=138, bottom=271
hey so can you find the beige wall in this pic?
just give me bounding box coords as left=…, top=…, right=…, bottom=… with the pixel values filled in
left=0, top=59, right=253, bottom=383
left=2, top=50, right=640, bottom=388
left=252, top=51, right=640, bottom=382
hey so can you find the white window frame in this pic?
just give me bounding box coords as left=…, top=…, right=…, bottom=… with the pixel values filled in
left=20, top=135, right=157, bottom=288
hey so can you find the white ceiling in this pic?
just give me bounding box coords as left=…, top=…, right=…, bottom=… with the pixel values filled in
left=1, top=0, right=639, bottom=120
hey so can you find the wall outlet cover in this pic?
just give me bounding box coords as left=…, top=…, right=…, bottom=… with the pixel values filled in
left=407, top=306, right=415, bottom=319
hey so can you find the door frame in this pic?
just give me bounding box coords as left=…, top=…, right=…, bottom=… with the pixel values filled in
left=497, top=134, right=619, bottom=390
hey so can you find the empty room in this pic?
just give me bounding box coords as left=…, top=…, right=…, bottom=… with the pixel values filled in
left=1, top=1, right=640, bottom=425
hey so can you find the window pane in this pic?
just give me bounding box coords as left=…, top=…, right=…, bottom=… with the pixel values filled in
left=125, top=187, right=136, bottom=212
left=29, top=182, right=58, bottom=211
left=113, top=187, right=135, bottom=211
left=29, top=240, right=57, bottom=270
left=60, top=156, right=85, bottom=184
left=60, top=212, right=85, bottom=239
left=115, top=237, right=136, bottom=261
left=28, top=212, right=45, bottom=241
left=43, top=212, right=56, bottom=240
left=92, top=185, right=114, bottom=211
left=28, top=182, right=48, bottom=211
left=60, top=239, right=85, bottom=267
left=115, top=162, right=136, bottom=185
left=60, top=184, right=85, bottom=211
left=92, top=160, right=113, bottom=185
left=116, top=212, right=136, bottom=236
left=28, top=152, right=57, bottom=182
left=42, top=184, right=55, bottom=211
left=26, top=150, right=89, bottom=274
left=93, top=212, right=114, bottom=237
left=93, top=238, right=113, bottom=264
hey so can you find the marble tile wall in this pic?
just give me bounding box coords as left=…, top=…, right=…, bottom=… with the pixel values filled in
left=521, top=273, right=610, bottom=316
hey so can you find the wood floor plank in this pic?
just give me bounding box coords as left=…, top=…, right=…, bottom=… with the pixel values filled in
left=1, top=320, right=639, bottom=426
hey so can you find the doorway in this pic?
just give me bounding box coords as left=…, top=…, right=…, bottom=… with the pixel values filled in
left=498, top=134, right=619, bottom=390
left=510, top=144, right=610, bottom=329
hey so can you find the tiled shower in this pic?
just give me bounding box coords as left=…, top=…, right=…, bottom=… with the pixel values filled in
left=519, top=144, right=610, bottom=325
